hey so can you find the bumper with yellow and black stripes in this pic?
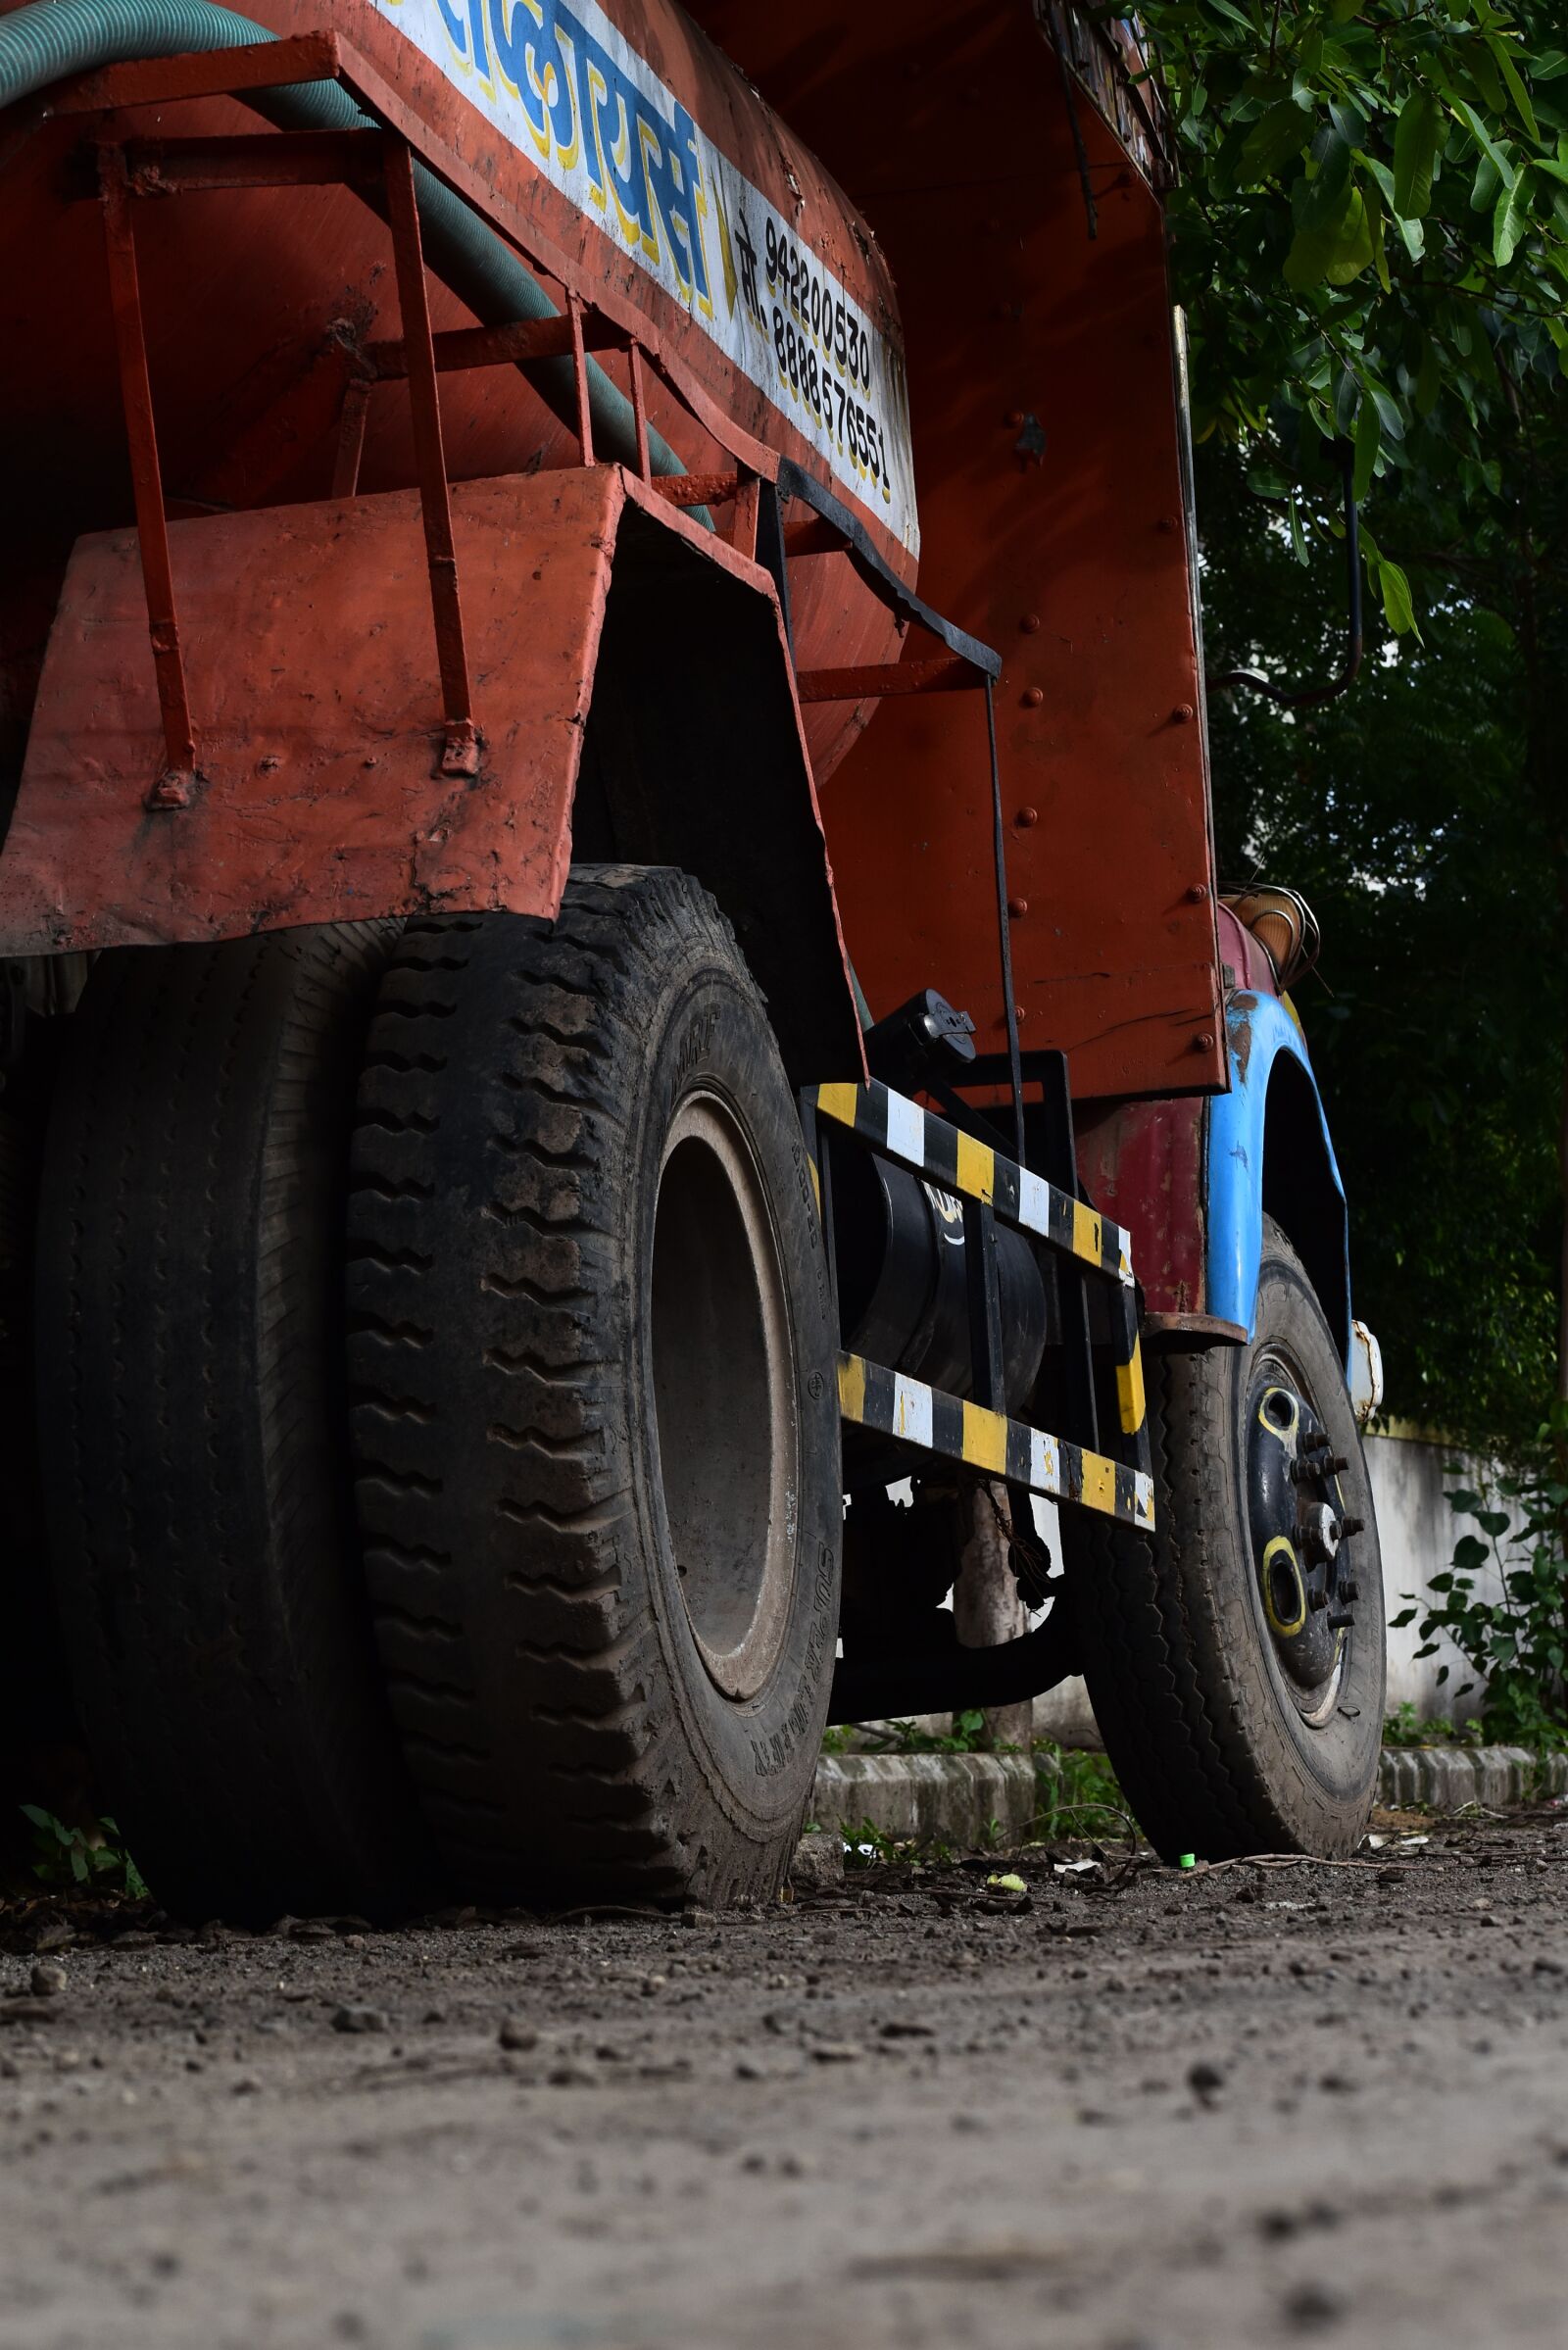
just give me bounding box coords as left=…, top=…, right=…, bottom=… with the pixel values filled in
left=800, top=1075, right=1154, bottom=1535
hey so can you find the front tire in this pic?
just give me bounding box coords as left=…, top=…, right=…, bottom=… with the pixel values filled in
left=345, top=867, right=842, bottom=1908
left=1066, top=1216, right=1384, bottom=1860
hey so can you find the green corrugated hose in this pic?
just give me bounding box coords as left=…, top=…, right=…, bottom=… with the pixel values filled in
left=0, top=0, right=697, bottom=495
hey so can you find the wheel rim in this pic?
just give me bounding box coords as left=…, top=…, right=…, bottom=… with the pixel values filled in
left=650, top=1091, right=799, bottom=1701
left=1246, top=1347, right=1364, bottom=1728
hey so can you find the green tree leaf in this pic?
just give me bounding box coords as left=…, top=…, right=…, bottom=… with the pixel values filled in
left=1285, top=186, right=1375, bottom=286
left=1377, top=554, right=1419, bottom=637
left=1353, top=394, right=1382, bottom=501
left=1393, top=85, right=1441, bottom=219
left=1242, top=97, right=1313, bottom=183
left=1489, top=33, right=1541, bottom=143
left=1494, top=164, right=1535, bottom=265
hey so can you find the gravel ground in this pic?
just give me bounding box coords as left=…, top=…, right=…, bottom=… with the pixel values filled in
left=2, top=1802, right=1567, bottom=2350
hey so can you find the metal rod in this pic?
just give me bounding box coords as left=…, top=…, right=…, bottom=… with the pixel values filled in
left=98, top=143, right=198, bottom=806
left=829, top=1605, right=1076, bottom=1724
left=628, top=342, right=652, bottom=481
left=730, top=473, right=761, bottom=561
left=962, top=1198, right=1006, bottom=1414
left=567, top=291, right=594, bottom=465
left=382, top=134, right=478, bottom=775
left=987, top=676, right=1027, bottom=1169
left=362, top=310, right=627, bottom=383
left=330, top=373, right=371, bottom=499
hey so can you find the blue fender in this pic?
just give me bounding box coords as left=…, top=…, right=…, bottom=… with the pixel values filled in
left=1204, top=992, right=1353, bottom=1377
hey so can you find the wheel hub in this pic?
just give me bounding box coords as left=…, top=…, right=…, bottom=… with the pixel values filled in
left=651, top=1090, right=799, bottom=1703
left=1247, top=1360, right=1362, bottom=1721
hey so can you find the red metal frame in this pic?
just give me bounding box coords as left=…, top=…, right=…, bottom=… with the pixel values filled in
left=76, top=37, right=991, bottom=812
left=381, top=133, right=477, bottom=778
left=96, top=144, right=198, bottom=809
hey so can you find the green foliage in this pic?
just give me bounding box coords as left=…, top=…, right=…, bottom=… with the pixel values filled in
left=1142, top=0, right=1568, bottom=637
left=847, top=1710, right=1005, bottom=1755
left=19, top=1806, right=148, bottom=1899
left=1388, top=1408, right=1568, bottom=1744
left=1198, top=431, right=1562, bottom=1445
left=1031, top=1743, right=1133, bottom=1841
left=1142, top=6, right=1566, bottom=1444
left=839, top=1819, right=957, bottom=1868
left=1383, top=1699, right=1486, bottom=1745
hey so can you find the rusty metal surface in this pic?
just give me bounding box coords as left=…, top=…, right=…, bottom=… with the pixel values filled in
left=692, top=1, right=1226, bottom=1104
left=1075, top=1093, right=1206, bottom=1323
left=0, top=0, right=905, bottom=800
left=0, top=466, right=626, bottom=949
left=0, top=451, right=863, bottom=1088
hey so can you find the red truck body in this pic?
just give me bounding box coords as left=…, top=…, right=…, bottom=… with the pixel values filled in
left=0, top=0, right=1227, bottom=1134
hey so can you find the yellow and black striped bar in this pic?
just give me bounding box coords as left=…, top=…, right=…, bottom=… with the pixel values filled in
left=838, top=1352, right=1154, bottom=1532
left=814, top=1076, right=1147, bottom=1441
left=1112, top=1285, right=1148, bottom=1440
left=813, top=1079, right=1134, bottom=1289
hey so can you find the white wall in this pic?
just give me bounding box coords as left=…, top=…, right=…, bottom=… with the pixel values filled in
left=1362, top=1430, right=1505, bottom=1722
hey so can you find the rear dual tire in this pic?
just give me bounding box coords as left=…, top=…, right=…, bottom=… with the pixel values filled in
left=35, top=926, right=433, bottom=1924
left=33, top=872, right=839, bottom=1918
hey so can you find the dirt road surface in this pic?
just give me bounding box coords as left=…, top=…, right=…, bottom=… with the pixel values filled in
left=3, top=1804, right=1567, bottom=2350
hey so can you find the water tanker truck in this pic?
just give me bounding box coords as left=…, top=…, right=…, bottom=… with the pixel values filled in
left=0, top=0, right=1388, bottom=1919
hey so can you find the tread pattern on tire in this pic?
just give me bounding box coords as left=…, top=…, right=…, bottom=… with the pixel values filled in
left=35, top=925, right=432, bottom=1923
left=1067, top=1218, right=1384, bottom=1862
left=346, top=867, right=828, bottom=1907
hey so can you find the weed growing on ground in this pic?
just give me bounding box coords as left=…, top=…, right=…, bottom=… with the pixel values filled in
left=19, top=1807, right=147, bottom=1899
left=1393, top=1412, right=1568, bottom=1752
left=1383, top=1701, right=1486, bottom=1748
left=839, top=1818, right=957, bottom=1869
left=1031, top=1744, right=1134, bottom=1842
left=840, top=1710, right=1007, bottom=1756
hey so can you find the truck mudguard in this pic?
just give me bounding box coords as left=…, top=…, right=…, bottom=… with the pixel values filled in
left=1205, top=989, right=1352, bottom=1371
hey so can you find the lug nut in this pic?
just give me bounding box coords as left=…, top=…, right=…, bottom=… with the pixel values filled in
left=1337, top=1577, right=1361, bottom=1603
left=1328, top=1610, right=1355, bottom=1632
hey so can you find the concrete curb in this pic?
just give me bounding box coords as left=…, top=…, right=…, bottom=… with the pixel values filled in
left=810, top=1753, right=1040, bottom=1846
left=809, top=1745, right=1568, bottom=1849
left=1378, top=1744, right=1568, bottom=1809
